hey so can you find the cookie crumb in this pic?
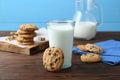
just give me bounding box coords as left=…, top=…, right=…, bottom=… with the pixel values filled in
left=5, top=35, right=17, bottom=41
left=10, top=32, right=18, bottom=35
left=38, top=36, right=46, bottom=41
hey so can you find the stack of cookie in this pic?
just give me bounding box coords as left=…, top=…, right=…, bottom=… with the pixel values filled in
left=17, top=24, right=38, bottom=45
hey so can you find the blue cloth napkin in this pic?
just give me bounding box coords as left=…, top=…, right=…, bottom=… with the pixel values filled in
left=72, top=40, right=120, bottom=65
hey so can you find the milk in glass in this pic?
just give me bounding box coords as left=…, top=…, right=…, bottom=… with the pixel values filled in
left=47, top=22, right=74, bottom=69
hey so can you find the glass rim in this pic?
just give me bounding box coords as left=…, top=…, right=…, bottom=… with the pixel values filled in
left=47, top=20, right=75, bottom=24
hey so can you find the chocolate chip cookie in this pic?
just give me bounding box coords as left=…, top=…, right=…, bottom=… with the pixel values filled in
left=80, top=53, right=101, bottom=63
left=18, top=41, right=34, bottom=45
left=85, top=43, right=103, bottom=54
left=17, top=30, right=32, bottom=34
left=17, top=36, right=33, bottom=42
left=77, top=45, right=88, bottom=52
left=43, top=47, right=64, bottom=72
left=19, top=24, right=38, bottom=31
left=18, top=32, right=36, bottom=38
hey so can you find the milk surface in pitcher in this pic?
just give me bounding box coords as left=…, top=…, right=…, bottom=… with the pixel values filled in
left=74, top=22, right=97, bottom=40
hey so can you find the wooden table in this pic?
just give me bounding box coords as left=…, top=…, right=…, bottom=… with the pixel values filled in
left=0, top=32, right=120, bottom=80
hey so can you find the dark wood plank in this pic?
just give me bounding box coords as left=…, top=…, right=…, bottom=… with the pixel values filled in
left=0, top=31, right=120, bottom=80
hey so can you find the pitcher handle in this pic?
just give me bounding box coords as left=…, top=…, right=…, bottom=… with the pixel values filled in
left=94, top=3, right=103, bottom=26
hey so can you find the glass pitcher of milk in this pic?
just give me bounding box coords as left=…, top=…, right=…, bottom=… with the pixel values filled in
left=73, top=0, right=102, bottom=40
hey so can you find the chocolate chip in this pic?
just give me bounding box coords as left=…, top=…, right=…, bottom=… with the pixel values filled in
left=55, top=58, right=58, bottom=63
left=51, top=67, right=54, bottom=70
left=56, top=50, right=59, bottom=52
left=50, top=63, right=53, bottom=66
left=48, top=52, right=51, bottom=55
left=91, top=54, right=95, bottom=56
left=49, top=49, right=51, bottom=52
left=54, top=53, right=57, bottom=56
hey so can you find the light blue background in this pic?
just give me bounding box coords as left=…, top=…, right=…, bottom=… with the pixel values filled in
left=0, top=0, right=120, bottom=31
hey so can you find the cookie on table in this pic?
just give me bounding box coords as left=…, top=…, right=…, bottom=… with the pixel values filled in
left=43, top=47, right=64, bottom=72
left=77, top=45, right=88, bottom=52
left=85, top=43, right=103, bottom=54
left=80, top=53, right=101, bottom=63
left=19, top=24, right=38, bottom=31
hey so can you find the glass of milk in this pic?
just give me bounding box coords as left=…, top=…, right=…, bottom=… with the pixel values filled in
left=47, top=20, right=74, bottom=69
